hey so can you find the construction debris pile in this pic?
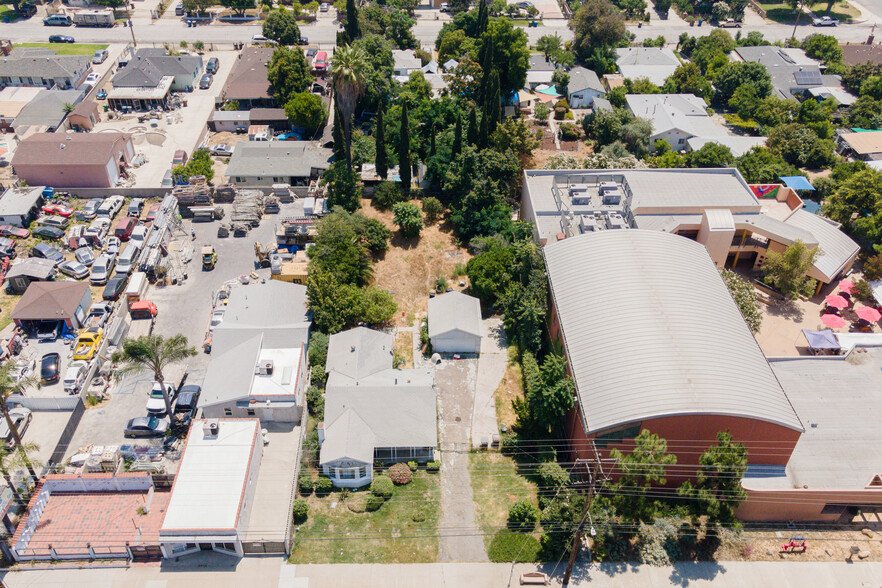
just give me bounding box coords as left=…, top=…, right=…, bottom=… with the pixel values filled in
left=229, top=189, right=264, bottom=235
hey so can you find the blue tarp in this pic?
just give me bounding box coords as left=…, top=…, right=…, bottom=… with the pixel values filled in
left=780, top=176, right=815, bottom=191
left=802, top=328, right=841, bottom=350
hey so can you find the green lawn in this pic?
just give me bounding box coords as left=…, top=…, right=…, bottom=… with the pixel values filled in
left=758, top=0, right=858, bottom=23
left=290, top=470, right=441, bottom=563
left=17, top=43, right=108, bottom=56
left=0, top=5, right=15, bottom=20
left=469, top=452, right=539, bottom=553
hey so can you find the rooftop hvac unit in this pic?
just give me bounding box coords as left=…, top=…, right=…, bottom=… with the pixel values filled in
left=606, top=213, right=629, bottom=230
left=579, top=215, right=601, bottom=233
left=203, top=419, right=219, bottom=437
left=255, top=360, right=274, bottom=375
left=602, top=192, right=622, bottom=206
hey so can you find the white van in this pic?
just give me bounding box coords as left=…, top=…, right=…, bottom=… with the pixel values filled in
left=125, top=271, right=147, bottom=306
left=115, top=243, right=140, bottom=276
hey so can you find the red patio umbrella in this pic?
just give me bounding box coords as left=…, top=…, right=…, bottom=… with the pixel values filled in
left=838, top=279, right=855, bottom=294
left=855, top=306, right=882, bottom=322
left=824, top=294, right=849, bottom=309
left=820, top=314, right=847, bottom=329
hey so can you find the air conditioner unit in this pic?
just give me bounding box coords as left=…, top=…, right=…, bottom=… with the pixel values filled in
left=254, top=360, right=274, bottom=375
left=203, top=419, right=219, bottom=437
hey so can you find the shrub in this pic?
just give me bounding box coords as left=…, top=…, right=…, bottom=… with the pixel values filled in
left=412, top=510, right=426, bottom=522
left=373, top=181, right=404, bottom=210
left=422, top=197, right=443, bottom=223
left=508, top=500, right=539, bottom=531
left=853, top=278, right=874, bottom=303
left=387, top=462, right=413, bottom=485
left=370, top=475, right=394, bottom=499
left=427, top=460, right=441, bottom=472
left=559, top=122, right=581, bottom=141
left=636, top=518, right=681, bottom=566
left=500, top=432, right=520, bottom=455
left=348, top=495, right=367, bottom=513
left=314, top=476, right=333, bottom=496
left=536, top=462, right=570, bottom=497
left=407, top=460, right=418, bottom=471
left=534, top=102, right=550, bottom=124
left=864, top=253, right=882, bottom=281
left=298, top=474, right=314, bottom=495
left=487, top=531, right=542, bottom=562
left=292, top=498, right=309, bottom=524
left=365, top=495, right=385, bottom=512
left=306, top=385, right=324, bottom=418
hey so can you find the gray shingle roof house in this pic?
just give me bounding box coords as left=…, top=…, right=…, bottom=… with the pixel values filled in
left=0, top=53, right=91, bottom=90
left=615, top=47, right=680, bottom=86
left=733, top=46, right=844, bottom=100
left=112, top=48, right=203, bottom=92
left=567, top=66, right=605, bottom=108
left=219, top=47, right=274, bottom=109
left=320, top=327, right=437, bottom=488
left=12, top=89, right=83, bottom=133
left=0, top=186, right=45, bottom=227
left=225, top=142, right=333, bottom=187
left=427, top=291, right=482, bottom=353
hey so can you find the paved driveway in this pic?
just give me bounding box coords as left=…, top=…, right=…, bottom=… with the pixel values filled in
left=471, top=318, right=506, bottom=448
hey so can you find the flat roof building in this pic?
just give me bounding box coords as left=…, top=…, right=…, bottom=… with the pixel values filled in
left=225, top=142, right=333, bottom=187
left=0, top=185, right=45, bottom=228
left=544, top=230, right=804, bottom=481
left=159, top=419, right=262, bottom=558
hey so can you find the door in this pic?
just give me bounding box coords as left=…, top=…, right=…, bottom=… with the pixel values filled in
left=262, top=407, right=274, bottom=421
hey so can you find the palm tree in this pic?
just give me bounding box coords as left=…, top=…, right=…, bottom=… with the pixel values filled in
left=62, top=102, right=74, bottom=114
left=330, top=44, right=368, bottom=170
left=112, top=335, right=197, bottom=420
left=0, top=362, right=39, bottom=481
left=0, top=444, right=40, bottom=504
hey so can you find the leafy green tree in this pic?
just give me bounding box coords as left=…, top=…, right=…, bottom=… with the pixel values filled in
left=610, top=430, right=677, bottom=522
left=392, top=202, right=423, bottom=237
left=801, top=33, right=841, bottom=64
left=112, top=335, right=197, bottom=419
left=767, top=123, right=836, bottom=169
left=720, top=269, right=761, bottom=333
left=398, top=100, right=412, bottom=192
left=552, top=69, right=569, bottom=96
left=183, top=0, right=214, bottom=15
left=352, top=214, right=392, bottom=254
left=422, top=197, right=443, bottom=223
left=375, top=104, right=388, bottom=179
left=359, top=4, right=416, bottom=50
left=173, top=148, right=214, bottom=184
left=512, top=352, right=574, bottom=436
left=864, top=253, right=882, bottom=281
left=824, top=169, right=882, bottom=225
left=308, top=331, right=330, bottom=369
left=308, top=208, right=373, bottom=286
left=762, top=239, right=820, bottom=299
left=331, top=45, right=368, bottom=171
left=324, top=161, right=362, bottom=212
left=536, top=34, right=563, bottom=61
left=662, top=62, right=713, bottom=102
left=752, top=95, right=799, bottom=129
left=847, top=95, right=882, bottom=129
left=268, top=47, right=313, bottom=107
left=490, top=118, right=539, bottom=158
left=345, top=0, right=361, bottom=40
left=351, top=34, right=396, bottom=108
left=713, top=61, right=773, bottom=102
left=285, top=92, right=328, bottom=132
left=686, top=142, right=734, bottom=168
left=678, top=431, right=748, bottom=526
left=307, top=270, right=396, bottom=333
left=466, top=243, right=515, bottom=306
left=372, top=181, right=404, bottom=210
left=221, top=0, right=255, bottom=16
left=843, top=62, right=882, bottom=95
left=570, top=0, right=628, bottom=62
left=735, top=146, right=801, bottom=183
left=467, top=105, right=478, bottom=146
left=508, top=500, right=539, bottom=531
left=263, top=8, right=301, bottom=45
left=452, top=112, right=463, bottom=158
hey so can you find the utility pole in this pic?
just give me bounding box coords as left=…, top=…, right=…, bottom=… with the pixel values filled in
left=790, top=0, right=804, bottom=42
left=126, top=2, right=137, bottom=48
left=562, top=461, right=595, bottom=587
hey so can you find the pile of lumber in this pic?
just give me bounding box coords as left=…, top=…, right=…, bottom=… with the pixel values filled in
left=230, top=189, right=263, bottom=227
left=173, top=184, right=212, bottom=206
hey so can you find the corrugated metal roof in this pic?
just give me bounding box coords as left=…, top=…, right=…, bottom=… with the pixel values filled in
left=427, top=291, right=482, bottom=339
left=784, top=209, right=860, bottom=282
left=544, top=230, right=804, bottom=434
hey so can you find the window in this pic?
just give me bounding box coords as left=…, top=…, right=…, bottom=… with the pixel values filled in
left=374, top=447, right=393, bottom=461
left=215, top=542, right=237, bottom=552
left=678, top=138, right=685, bottom=145
left=357, top=467, right=367, bottom=478
left=246, top=408, right=256, bottom=416
left=224, top=408, right=233, bottom=416
left=338, top=468, right=356, bottom=480
left=594, top=423, right=641, bottom=448
left=171, top=542, right=197, bottom=554
left=235, top=177, right=243, bottom=183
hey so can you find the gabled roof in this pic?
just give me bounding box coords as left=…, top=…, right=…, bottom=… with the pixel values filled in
left=112, top=49, right=202, bottom=88
left=614, top=47, right=680, bottom=86
left=10, top=281, right=88, bottom=321
left=0, top=54, right=90, bottom=80
left=392, top=49, right=422, bottom=72
left=784, top=209, right=860, bottom=282
left=543, top=229, right=804, bottom=434
left=568, top=66, right=604, bottom=94
left=626, top=93, right=720, bottom=139
left=199, top=333, right=262, bottom=407
left=4, top=258, right=55, bottom=281
left=319, top=408, right=375, bottom=465
left=529, top=54, right=556, bottom=72
left=13, top=89, right=82, bottom=130
left=325, top=327, right=393, bottom=380
left=841, top=43, right=882, bottom=66
left=225, top=142, right=333, bottom=178
left=11, top=132, right=131, bottom=167
left=222, top=47, right=273, bottom=102
left=427, top=291, right=482, bottom=339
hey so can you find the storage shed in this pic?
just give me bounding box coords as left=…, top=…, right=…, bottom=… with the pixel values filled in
left=427, top=291, right=482, bottom=354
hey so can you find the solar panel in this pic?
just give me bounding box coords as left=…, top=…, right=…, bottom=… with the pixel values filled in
left=794, top=69, right=822, bottom=85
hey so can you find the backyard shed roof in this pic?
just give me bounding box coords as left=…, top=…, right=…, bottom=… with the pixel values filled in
left=10, top=281, right=88, bottom=321
left=839, top=130, right=882, bottom=155
left=427, top=291, right=482, bottom=339
left=4, top=258, right=55, bottom=281
left=543, top=229, right=804, bottom=434
left=0, top=186, right=44, bottom=217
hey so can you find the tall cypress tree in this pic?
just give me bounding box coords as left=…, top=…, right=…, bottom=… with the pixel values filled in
left=452, top=112, right=463, bottom=158
left=478, top=106, right=489, bottom=149
left=467, top=105, right=478, bottom=146
left=332, top=107, right=345, bottom=162
left=488, top=70, right=501, bottom=132
left=476, top=0, right=488, bottom=37
left=398, top=101, right=412, bottom=192
left=477, top=36, right=494, bottom=106
left=375, top=103, right=388, bottom=179
left=345, top=0, right=361, bottom=41
left=429, top=123, right=436, bottom=157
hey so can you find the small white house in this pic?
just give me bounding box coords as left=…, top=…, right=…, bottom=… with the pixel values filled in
left=567, top=66, right=606, bottom=109
left=427, top=291, right=482, bottom=354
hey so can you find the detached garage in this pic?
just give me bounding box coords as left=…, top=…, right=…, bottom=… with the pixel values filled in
left=11, top=281, right=91, bottom=337
left=427, top=291, right=482, bottom=354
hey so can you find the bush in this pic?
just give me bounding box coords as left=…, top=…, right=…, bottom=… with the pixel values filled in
left=370, top=475, right=394, bottom=499
left=365, top=494, right=385, bottom=512
left=292, top=498, right=309, bottom=524
left=534, top=102, right=550, bottom=124
left=298, top=474, right=314, bottom=496
left=500, top=432, right=520, bottom=455
left=864, top=253, right=882, bottom=281
left=558, top=122, right=581, bottom=141
left=536, top=462, right=570, bottom=496
left=387, top=462, right=413, bottom=485
left=412, top=510, right=426, bottom=522
left=407, top=460, right=418, bottom=471
left=314, top=476, right=333, bottom=496
left=854, top=278, right=875, bottom=303
left=422, top=196, right=443, bottom=223
left=636, top=518, right=681, bottom=566
left=427, top=460, right=441, bottom=472
left=306, top=385, right=324, bottom=418
left=373, top=181, right=404, bottom=210
left=487, top=531, right=542, bottom=562
left=508, top=500, right=539, bottom=531
left=347, top=495, right=367, bottom=513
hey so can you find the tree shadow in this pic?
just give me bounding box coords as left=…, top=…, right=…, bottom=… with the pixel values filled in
left=389, top=231, right=421, bottom=250
left=765, top=299, right=805, bottom=321
left=668, top=561, right=727, bottom=587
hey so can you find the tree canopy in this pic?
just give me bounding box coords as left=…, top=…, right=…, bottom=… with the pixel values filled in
left=263, top=8, right=301, bottom=45
left=268, top=47, right=313, bottom=107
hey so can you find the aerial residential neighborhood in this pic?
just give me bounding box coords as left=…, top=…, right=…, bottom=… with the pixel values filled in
left=0, top=0, right=880, bottom=585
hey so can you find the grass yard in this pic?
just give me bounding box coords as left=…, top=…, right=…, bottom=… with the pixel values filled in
left=0, top=5, right=15, bottom=20
left=757, top=0, right=858, bottom=23
left=17, top=43, right=109, bottom=56
left=469, top=452, right=539, bottom=552
left=290, top=470, right=441, bottom=563
left=394, top=330, right=414, bottom=369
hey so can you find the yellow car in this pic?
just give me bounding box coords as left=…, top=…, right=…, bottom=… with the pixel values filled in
left=73, top=329, right=102, bottom=361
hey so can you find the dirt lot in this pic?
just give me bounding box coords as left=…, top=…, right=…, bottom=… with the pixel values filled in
left=359, top=198, right=471, bottom=327
left=530, top=140, right=594, bottom=170
left=727, top=524, right=882, bottom=562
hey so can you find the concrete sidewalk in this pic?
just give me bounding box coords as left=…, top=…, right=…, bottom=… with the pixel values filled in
left=470, top=317, right=507, bottom=448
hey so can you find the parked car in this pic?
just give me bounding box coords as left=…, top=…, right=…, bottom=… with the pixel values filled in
left=175, top=2, right=185, bottom=15
left=174, top=384, right=201, bottom=418
left=0, top=237, right=15, bottom=259
left=36, top=215, right=70, bottom=230
left=129, top=224, right=148, bottom=249
left=298, top=36, right=308, bottom=45
left=718, top=18, right=741, bottom=27
left=146, top=382, right=176, bottom=415
left=81, top=198, right=103, bottom=220
left=0, top=224, right=29, bottom=239
left=145, top=203, right=161, bottom=223
left=37, top=322, right=62, bottom=341
left=102, top=276, right=127, bottom=300
left=127, top=198, right=145, bottom=217
left=96, top=195, right=124, bottom=219
left=32, top=226, right=64, bottom=240
left=813, top=15, right=839, bottom=26
left=63, top=360, right=89, bottom=395
left=40, top=352, right=60, bottom=384
left=96, top=89, right=107, bottom=100
left=172, top=150, right=188, bottom=166
left=59, top=260, right=90, bottom=279
left=124, top=416, right=169, bottom=438
left=209, top=308, right=225, bottom=331
left=49, top=35, right=75, bottom=43
left=88, top=217, right=111, bottom=239
left=42, top=203, right=73, bottom=218
left=251, top=34, right=270, bottom=42
left=306, top=48, right=317, bottom=58
left=206, top=57, right=219, bottom=74
left=105, top=236, right=121, bottom=258
left=90, top=253, right=115, bottom=285
left=92, top=49, right=108, bottom=64
left=209, top=144, right=234, bottom=156
left=0, top=408, right=32, bottom=448
left=114, top=216, right=137, bottom=241
left=31, top=242, right=64, bottom=264
left=199, top=73, right=213, bottom=89
left=440, top=2, right=450, bottom=11
left=75, top=246, right=96, bottom=266
left=85, top=72, right=100, bottom=85
left=319, top=2, right=329, bottom=11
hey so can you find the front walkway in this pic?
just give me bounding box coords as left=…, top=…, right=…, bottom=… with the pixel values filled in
left=471, top=317, right=507, bottom=447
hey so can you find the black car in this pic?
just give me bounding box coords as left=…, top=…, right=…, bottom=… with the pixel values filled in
left=102, top=276, right=127, bottom=300
left=205, top=57, right=219, bottom=74
left=174, top=384, right=202, bottom=416
left=40, top=352, right=60, bottom=384
left=32, top=226, right=64, bottom=241
left=297, top=36, right=308, bottom=46
left=49, top=35, right=75, bottom=43
left=31, top=242, right=64, bottom=264
left=199, top=73, right=213, bottom=89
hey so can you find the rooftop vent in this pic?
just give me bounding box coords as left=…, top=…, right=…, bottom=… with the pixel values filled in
left=203, top=419, right=219, bottom=437
left=255, top=360, right=274, bottom=375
